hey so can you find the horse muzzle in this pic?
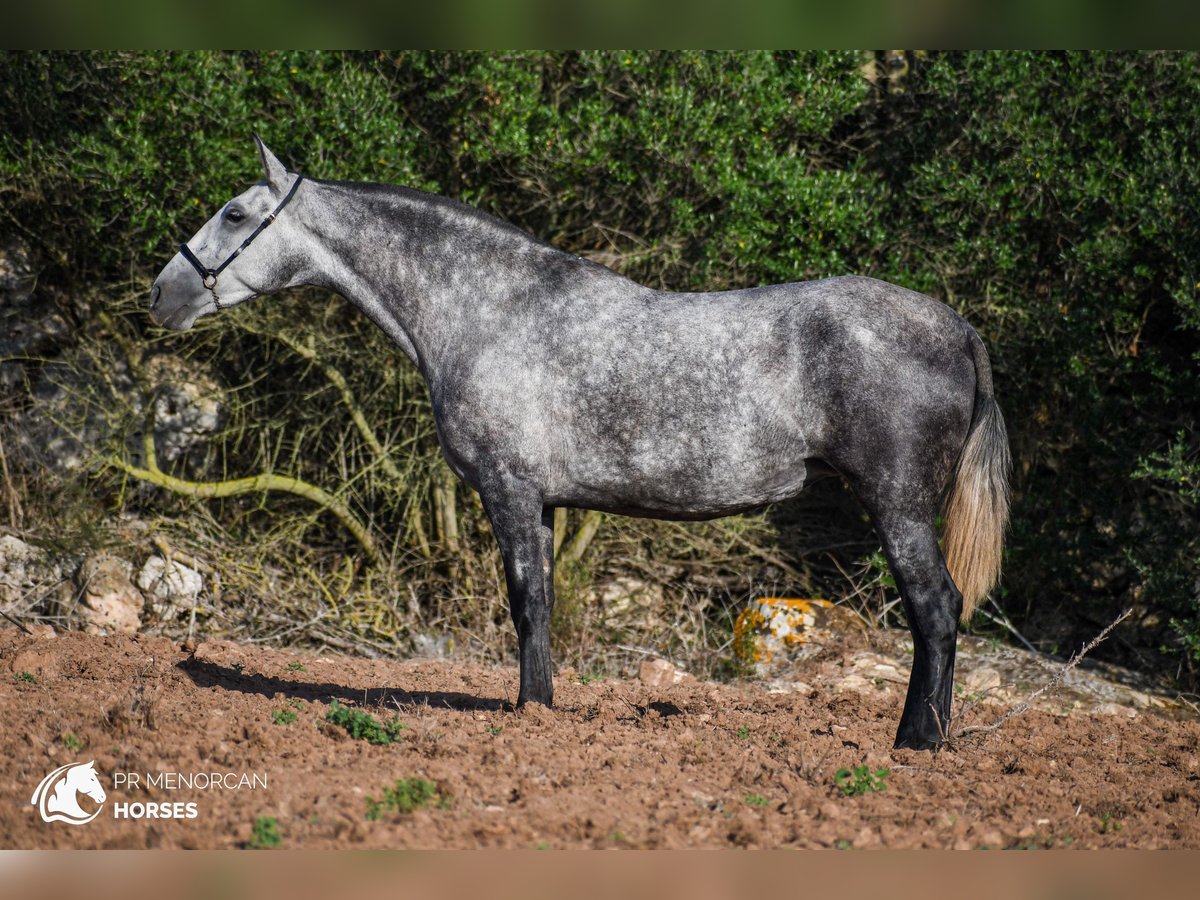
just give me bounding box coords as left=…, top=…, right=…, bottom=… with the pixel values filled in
left=148, top=281, right=201, bottom=331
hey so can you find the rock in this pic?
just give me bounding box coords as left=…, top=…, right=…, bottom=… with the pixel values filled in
left=0, top=238, right=58, bottom=393
left=137, top=555, right=204, bottom=607
left=638, top=658, right=694, bottom=688
left=599, top=577, right=666, bottom=632
left=1093, top=702, right=1138, bottom=719
left=0, top=237, right=37, bottom=301
left=0, top=534, right=70, bottom=610
left=79, top=554, right=144, bottom=635
left=958, top=665, right=1003, bottom=695
left=13, top=353, right=223, bottom=473
left=764, top=679, right=813, bottom=695
left=833, top=673, right=874, bottom=694
left=411, top=632, right=455, bottom=658
left=142, top=355, right=224, bottom=464
left=733, top=597, right=866, bottom=674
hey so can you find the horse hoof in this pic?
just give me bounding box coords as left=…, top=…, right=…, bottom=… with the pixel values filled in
left=515, top=693, right=554, bottom=710
left=893, top=733, right=944, bottom=752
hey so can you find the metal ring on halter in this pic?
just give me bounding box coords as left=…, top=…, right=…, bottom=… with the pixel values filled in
left=178, top=174, right=304, bottom=306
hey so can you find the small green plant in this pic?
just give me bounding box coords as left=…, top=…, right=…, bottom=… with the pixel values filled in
left=62, top=733, right=83, bottom=751
left=248, top=815, right=282, bottom=849
left=575, top=672, right=603, bottom=685
left=13, top=671, right=36, bottom=683
left=325, top=700, right=406, bottom=744
left=835, top=839, right=852, bottom=850
left=487, top=725, right=503, bottom=736
left=272, top=708, right=298, bottom=726
left=231, top=662, right=245, bottom=674
left=1099, top=810, right=1123, bottom=834
left=736, top=725, right=751, bottom=740
left=834, top=765, right=890, bottom=796
left=745, top=793, right=769, bottom=807
left=287, top=661, right=306, bottom=671
left=365, top=777, right=446, bottom=820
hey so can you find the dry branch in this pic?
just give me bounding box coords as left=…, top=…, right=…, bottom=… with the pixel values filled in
left=953, top=607, right=1133, bottom=742
left=111, top=426, right=380, bottom=566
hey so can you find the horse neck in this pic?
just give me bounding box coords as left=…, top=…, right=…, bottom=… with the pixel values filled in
left=301, top=180, right=606, bottom=381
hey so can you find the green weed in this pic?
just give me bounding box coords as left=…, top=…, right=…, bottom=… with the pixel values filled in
left=248, top=815, right=281, bottom=849
left=834, top=765, right=890, bottom=796
left=365, top=777, right=447, bottom=820
left=325, top=699, right=406, bottom=745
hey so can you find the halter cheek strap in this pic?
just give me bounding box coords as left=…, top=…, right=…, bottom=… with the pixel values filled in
left=180, top=174, right=304, bottom=308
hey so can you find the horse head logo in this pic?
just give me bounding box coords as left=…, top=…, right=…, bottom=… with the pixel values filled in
left=30, top=760, right=107, bottom=825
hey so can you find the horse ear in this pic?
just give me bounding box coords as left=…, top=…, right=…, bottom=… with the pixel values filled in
left=253, top=134, right=289, bottom=198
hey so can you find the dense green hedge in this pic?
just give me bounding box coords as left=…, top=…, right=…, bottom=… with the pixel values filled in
left=2, top=51, right=1197, bottom=678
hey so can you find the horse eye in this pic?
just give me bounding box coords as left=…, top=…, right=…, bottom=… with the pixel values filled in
left=226, top=208, right=245, bottom=224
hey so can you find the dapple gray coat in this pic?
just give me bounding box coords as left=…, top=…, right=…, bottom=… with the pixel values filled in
left=151, top=139, right=1010, bottom=749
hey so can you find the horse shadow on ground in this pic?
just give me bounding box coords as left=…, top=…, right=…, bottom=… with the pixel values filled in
left=177, top=655, right=511, bottom=713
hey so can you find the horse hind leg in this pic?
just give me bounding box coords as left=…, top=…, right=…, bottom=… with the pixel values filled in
left=859, top=500, right=963, bottom=750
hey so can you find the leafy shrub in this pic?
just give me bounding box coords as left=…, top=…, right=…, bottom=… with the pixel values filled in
left=2, top=51, right=1198, bottom=684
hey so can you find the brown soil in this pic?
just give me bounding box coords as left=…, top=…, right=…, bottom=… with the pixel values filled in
left=2, top=626, right=1198, bottom=849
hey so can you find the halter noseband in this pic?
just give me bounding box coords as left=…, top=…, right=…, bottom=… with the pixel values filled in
left=179, top=174, right=304, bottom=308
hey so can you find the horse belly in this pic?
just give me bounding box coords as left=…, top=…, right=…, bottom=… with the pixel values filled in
left=555, top=418, right=812, bottom=519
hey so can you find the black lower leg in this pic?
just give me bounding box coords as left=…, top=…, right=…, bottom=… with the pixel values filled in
left=876, top=521, right=962, bottom=750
left=484, top=485, right=556, bottom=708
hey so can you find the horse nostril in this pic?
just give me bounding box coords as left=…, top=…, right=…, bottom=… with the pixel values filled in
left=150, top=284, right=162, bottom=310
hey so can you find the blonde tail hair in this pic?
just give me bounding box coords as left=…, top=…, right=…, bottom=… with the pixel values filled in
left=942, top=329, right=1011, bottom=622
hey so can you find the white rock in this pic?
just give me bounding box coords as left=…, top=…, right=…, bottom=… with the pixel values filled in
left=0, top=534, right=67, bottom=608
left=958, top=666, right=1003, bottom=695
left=137, top=554, right=204, bottom=604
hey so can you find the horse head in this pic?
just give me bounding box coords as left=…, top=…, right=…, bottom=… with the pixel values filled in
left=150, top=136, right=308, bottom=331
left=69, top=760, right=107, bottom=805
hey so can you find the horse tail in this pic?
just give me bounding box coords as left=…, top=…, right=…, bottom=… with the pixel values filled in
left=942, top=325, right=1011, bottom=623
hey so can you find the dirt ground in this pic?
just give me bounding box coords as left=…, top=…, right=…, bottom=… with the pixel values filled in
left=2, top=625, right=1198, bottom=849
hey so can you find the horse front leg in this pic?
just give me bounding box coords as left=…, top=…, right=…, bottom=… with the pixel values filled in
left=480, top=478, right=557, bottom=707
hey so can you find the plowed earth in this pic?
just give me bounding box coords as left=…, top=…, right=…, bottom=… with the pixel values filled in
left=2, top=627, right=1198, bottom=849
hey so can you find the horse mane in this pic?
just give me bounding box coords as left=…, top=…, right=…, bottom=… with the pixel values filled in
left=313, top=178, right=559, bottom=250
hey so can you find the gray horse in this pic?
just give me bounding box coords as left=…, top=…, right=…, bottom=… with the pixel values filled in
left=151, top=138, right=1010, bottom=750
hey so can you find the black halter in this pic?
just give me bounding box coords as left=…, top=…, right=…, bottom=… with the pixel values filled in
left=179, top=174, right=304, bottom=308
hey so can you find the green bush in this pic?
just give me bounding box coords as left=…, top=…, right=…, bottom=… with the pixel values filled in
left=2, top=51, right=1198, bottom=684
